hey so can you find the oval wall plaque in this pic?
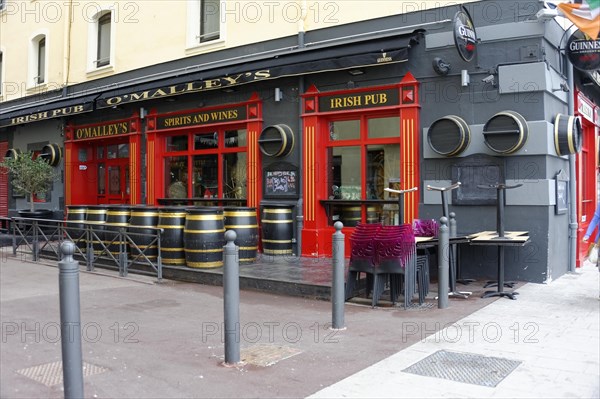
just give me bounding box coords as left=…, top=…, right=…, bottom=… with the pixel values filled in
left=453, top=8, right=477, bottom=62
left=567, top=29, right=600, bottom=72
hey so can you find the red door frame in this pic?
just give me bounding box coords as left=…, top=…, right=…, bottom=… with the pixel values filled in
left=64, top=114, right=142, bottom=205
left=301, top=73, right=420, bottom=257
left=575, top=90, right=599, bottom=266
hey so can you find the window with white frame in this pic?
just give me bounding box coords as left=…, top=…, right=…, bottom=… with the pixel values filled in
left=187, top=0, right=223, bottom=49
left=96, top=12, right=111, bottom=67
left=29, top=34, right=47, bottom=87
left=88, top=10, right=114, bottom=71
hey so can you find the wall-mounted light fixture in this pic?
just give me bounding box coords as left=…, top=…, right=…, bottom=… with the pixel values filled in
left=461, top=70, right=470, bottom=87
left=274, top=87, right=283, bottom=102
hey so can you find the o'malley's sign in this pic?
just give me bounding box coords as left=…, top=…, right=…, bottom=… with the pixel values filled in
left=97, top=70, right=272, bottom=108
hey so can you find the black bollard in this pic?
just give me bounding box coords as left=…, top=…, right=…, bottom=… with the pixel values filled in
left=437, top=217, right=449, bottom=309
left=223, top=230, right=240, bottom=365
left=59, top=241, right=84, bottom=399
left=331, top=222, right=345, bottom=330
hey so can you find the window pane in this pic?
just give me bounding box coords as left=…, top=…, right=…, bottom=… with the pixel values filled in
left=329, top=120, right=360, bottom=141
left=166, top=135, right=188, bottom=152
left=107, top=144, right=117, bottom=159
left=193, top=154, right=218, bottom=197
left=223, top=153, right=246, bottom=198
left=200, top=0, right=220, bottom=42
left=329, top=146, right=361, bottom=200
left=225, top=129, right=247, bottom=148
left=368, top=116, right=400, bottom=139
left=37, top=38, right=45, bottom=84
left=117, top=144, right=129, bottom=158
left=78, top=148, right=91, bottom=162
left=194, top=132, right=218, bottom=150
left=108, top=166, right=120, bottom=195
left=165, top=156, right=188, bottom=198
left=97, top=13, right=111, bottom=66
left=96, top=146, right=104, bottom=159
left=98, top=163, right=105, bottom=194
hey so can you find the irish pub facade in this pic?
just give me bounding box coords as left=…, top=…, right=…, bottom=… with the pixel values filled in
left=1, top=1, right=598, bottom=283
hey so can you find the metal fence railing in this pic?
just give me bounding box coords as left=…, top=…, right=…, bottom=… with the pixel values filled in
left=0, top=216, right=163, bottom=281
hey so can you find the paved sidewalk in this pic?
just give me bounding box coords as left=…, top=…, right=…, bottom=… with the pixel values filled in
left=310, top=261, right=600, bottom=399
left=1, top=252, right=598, bottom=398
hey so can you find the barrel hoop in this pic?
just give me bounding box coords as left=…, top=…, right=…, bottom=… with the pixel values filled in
left=184, top=228, right=226, bottom=234
left=157, top=224, right=185, bottom=229
left=262, top=219, right=293, bottom=224
left=106, top=223, right=129, bottom=227
left=163, top=259, right=186, bottom=265
left=186, top=260, right=223, bottom=267
left=87, top=210, right=107, bottom=215
left=131, top=211, right=160, bottom=217
left=129, top=225, right=159, bottom=229
left=262, top=239, right=293, bottom=243
left=239, top=257, right=257, bottom=262
left=239, top=246, right=259, bottom=250
left=68, top=210, right=87, bottom=214
left=161, top=247, right=185, bottom=251
left=224, top=212, right=257, bottom=218
left=87, top=221, right=106, bottom=224
left=186, top=215, right=224, bottom=221
left=264, top=249, right=292, bottom=255
left=160, top=212, right=188, bottom=217
left=107, top=211, right=130, bottom=216
left=185, top=248, right=223, bottom=253
left=224, top=224, right=259, bottom=229
left=264, top=209, right=292, bottom=214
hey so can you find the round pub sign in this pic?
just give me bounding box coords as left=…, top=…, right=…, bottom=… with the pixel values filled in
left=567, top=29, right=600, bottom=72
left=453, top=8, right=477, bottom=62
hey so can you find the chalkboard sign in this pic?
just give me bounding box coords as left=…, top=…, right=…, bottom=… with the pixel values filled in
left=264, top=163, right=299, bottom=198
left=452, top=155, right=503, bottom=205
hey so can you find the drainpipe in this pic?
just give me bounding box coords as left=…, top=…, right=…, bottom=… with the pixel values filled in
left=295, top=0, right=307, bottom=257
left=567, top=62, right=577, bottom=273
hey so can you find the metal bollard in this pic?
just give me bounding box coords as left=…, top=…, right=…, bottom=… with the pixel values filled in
left=58, top=241, right=84, bottom=399
left=296, top=214, right=304, bottom=258
left=223, top=230, right=240, bottom=365
left=331, top=221, right=345, bottom=330
left=438, top=217, right=449, bottom=309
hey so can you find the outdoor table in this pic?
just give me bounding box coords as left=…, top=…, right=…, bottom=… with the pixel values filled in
left=468, top=231, right=530, bottom=300
left=416, top=235, right=472, bottom=298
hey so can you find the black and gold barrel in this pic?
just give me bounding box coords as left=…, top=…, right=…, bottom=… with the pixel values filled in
left=66, top=205, right=87, bottom=249
left=554, top=114, right=582, bottom=156
left=105, top=205, right=130, bottom=257
left=85, top=205, right=107, bottom=256
left=158, top=206, right=188, bottom=266
left=224, top=207, right=259, bottom=264
left=261, top=204, right=293, bottom=256
left=184, top=207, right=225, bottom=268
left=128, top=206, right=160, bottom=260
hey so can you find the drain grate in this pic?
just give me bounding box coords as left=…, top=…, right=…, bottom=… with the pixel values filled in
left=402, top=350, right=521, bottom=387
left=241, top=344, right=302, bottom=367
left=16, top=361, right=108, bottom=387
left=403, top=302, right=436, bottom=311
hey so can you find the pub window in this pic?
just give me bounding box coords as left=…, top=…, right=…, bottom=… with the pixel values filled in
left=98, top=163, right=106, bottom=195
left=29, top=33, right=47, bottom=87
left=163, top=127, right=247, bottom=200
left=96, top=13, right=111, bottom=67
left=327, top=116, right=402, bottom=226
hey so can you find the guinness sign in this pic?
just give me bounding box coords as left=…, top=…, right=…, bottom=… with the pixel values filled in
left=453, top=8, right=477, bottom=62
left=567, top=29, right=600, bottom=72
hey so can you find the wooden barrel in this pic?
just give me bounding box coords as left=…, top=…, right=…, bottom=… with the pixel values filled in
left=66, top=205, right=87, bottom=249
left=41, top=143, right=62, bottom=166
left=341, top=206, right=361, bottom=227
left=105, top=205, right=130, bottom=257
left=366, top=206, right=379, bottom=224
left=224, top=207, right=259, bottom=264
left=158, top=206, right=188, bottom=265
left=128, top=207, right=160, bottom=260
left=261, top=204, right=293, bottom=255
left=86, top=205, right=107, bottom=256
left=184, top=207, right=225, bottom=268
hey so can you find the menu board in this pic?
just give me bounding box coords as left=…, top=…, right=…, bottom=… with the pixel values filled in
left=264, top=163, right=299, bottom=198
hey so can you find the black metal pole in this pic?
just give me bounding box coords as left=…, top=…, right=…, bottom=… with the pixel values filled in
left=437, top=216, right=449, bottom=309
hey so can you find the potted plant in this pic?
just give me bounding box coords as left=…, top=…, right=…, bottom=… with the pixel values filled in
left=0, top=150, right=59, bottom=217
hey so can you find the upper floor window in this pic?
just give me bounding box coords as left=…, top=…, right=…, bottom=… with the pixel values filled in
left=199, top=0, right=220, bottom=43
left=96, top=12, right=111, bottom=67
left=88, top=10, right=114, bottom=72
left=0, top=0, right=6, bottom=11
left=28, top=33, right=47, bottom=87
left=187, top=0, right=223, bottom=49
left=0, top=51, right=3, bottom=96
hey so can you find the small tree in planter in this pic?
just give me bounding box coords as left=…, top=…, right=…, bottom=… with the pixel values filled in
left=0, top=151, right=59, bottom=214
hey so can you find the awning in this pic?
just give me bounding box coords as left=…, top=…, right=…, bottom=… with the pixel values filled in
left=0, top=94, right=97, bottom=128
left=95, top=33, right=419, bottom=108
